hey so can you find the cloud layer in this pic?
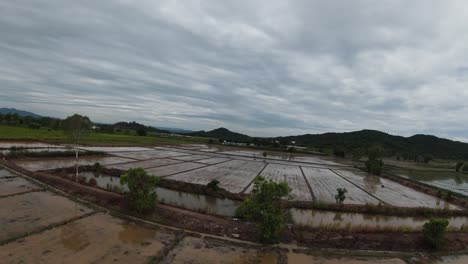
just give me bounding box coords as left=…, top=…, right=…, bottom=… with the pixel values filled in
left=1, top=1, right=468, bottom=140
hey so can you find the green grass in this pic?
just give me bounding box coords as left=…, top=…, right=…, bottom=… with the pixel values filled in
left=0, top=125, right=209, bottom=145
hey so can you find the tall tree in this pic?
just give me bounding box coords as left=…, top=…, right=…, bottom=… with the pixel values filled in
left=63, top=114, right=92, bottom=177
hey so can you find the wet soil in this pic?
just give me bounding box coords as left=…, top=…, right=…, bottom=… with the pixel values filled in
left=0, top=213, right=177, bottom=263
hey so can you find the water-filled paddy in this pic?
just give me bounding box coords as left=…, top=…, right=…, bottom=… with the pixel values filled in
left=388, top=168, right=468, bottom=196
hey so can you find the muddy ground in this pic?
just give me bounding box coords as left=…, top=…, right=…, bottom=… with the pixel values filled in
left=1, top=167, right=432, bottom=263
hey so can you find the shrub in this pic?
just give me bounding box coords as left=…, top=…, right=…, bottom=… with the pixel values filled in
left=206, top=179, right=221, bottom=192
left=93, top=162, right=103, bottom=173
left=352, top=148, right=364, bottom=161
left=366, top=159, right=384, bottom=175
left=235, top=176, right=291, bottom=244
left=335, top=188, right=348, bottom=204
left=136, top=129, right=147, bottom=136
left=120, top=168, right=160, bottom=214
left=423, top=218, right=449, bottom=249
left=463, top=166, right=468, bottom=174
left=333, top=148, right=346, bottom=158
left=88, top=178, right=97, bottom=186
left=262, top=152, right=268, bottom=158
left=455, top=162, right=464, bottom=172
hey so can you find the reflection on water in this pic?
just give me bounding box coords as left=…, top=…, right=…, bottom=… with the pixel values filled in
left=291, top=208, right=468, bottom=231
left=74, top=172, right=468, bottom=230
left=76, top=172, right=241, bottom=217
left=388, top=169, right=468, bottom=196
left=363, top=174, right=382, bottom=194
left=60, top=221, right=90, bottom=252
left=156, top=187, right=241, bottom=217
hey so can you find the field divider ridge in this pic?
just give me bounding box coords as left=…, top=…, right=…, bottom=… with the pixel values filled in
left=330, top=169, right=387, bottom=205
left=240, top=162, right=269, bottom=194
left=299, top=166, right=316, bottom=201
left=159, top=159, right=232, bottom=178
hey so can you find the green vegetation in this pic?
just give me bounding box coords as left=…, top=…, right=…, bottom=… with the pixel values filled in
left=0, top=125, right=208, bottom=145
left=64, top=114, right=92, bottom=177
left=4, top=149, right=104, bottom=158
left=366, top=145, right=384, bottom=175
left=120, top=168, right=160, bottom=214
left=335, top=188, right=348, bottom=204
left=423, top=218, right=449, bottom=249
left=456, top=161, right=465, bottom=172
left=235, top=176, right=291, bottom=244
left=206, top=179, right=222, bottom=192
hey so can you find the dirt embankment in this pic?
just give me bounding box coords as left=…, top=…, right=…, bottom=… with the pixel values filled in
left=3, top=158, right=468, bottom=252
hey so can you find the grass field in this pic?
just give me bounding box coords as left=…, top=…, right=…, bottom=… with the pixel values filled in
left=0, top=125, right=209, bottom=145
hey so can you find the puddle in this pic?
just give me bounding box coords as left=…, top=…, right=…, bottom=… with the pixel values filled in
left=286, top=253, right=405, bottom=264
left=118, top=223, right=156, bottom=244
left=60, top=221, right=90, bottom=252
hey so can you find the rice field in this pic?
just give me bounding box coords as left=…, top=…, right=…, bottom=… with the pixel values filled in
left=195, top=157, right=231, bottom=164
left=146, top=162, right=207, bottom=177
left=77, top=146, right=153, bottom=152
left=3, top=141, right=461, bottom=209
left=0, top=142, right=61, bottom=149
left=334, top=170, right=460, bottom=209
left=245, top=163, right=313, bottom=201
left=109, top=158, right=182, bottom=170
left=172, top=154, right=213, bottom=161
left=301, top=167, right=379, bottom=205
left=167, top=160, right=265, bottom=193
left=14, top=156, right=134, bottom=171
left=113, top=150, right=190, bottom=160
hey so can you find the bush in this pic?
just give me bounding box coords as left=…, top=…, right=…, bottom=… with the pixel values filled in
left=120, top=168, right=160, bottom=214
left=93, top=162, right=103, bottom=173
left=366, top=145, right=384, bottom=175
left=333, top=148, right=345, bottom=158
left=88, top=178, right=97, bottom=186
left=136, top=129, right=147, bottom=136
left=366, top=159, right=384, bottom=175
left=206, top=179, right=221, bottom=191
left=335, top=188, right=348, bottom=204
left=463, top=166, right=468, bottom=174
left=455, top=162, right=464, bottom=172
left=235, top=176, right=291, bottom=244
left=352, top=148, right=364, bottom=161
left=423, top=218, right=449, bottom=249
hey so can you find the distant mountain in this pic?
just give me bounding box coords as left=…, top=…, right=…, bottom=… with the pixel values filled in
left=154, top=126, right=194, bottom=134
left=0, top=108, right=42, bottom=118
left=276, top=129, right=468, bottom=160
left=189, top=127, right=252, bottom=142
left=99, top=121, right=170, bottom=134
left=190, top=127, right=468, bottom=159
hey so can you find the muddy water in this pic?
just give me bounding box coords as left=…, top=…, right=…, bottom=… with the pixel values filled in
left=291, top=208, right=468, bottom=231
left=73, top=172, right=468, bottom=229
left=75, top=172, right=241, bottom=216
left=156, top=187, right=241, bottom=216
left=388, top=168, right=468, bottom=196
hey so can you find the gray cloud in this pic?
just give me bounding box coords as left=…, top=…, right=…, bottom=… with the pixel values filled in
left=1, top=0, right=468, bottom=139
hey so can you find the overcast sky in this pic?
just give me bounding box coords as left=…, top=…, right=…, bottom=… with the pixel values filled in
left=1, top=1, right=468, bottom=140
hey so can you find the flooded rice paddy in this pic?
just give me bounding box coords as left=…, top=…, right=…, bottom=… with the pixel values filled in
left=3, top=142, right=462, bottom=209
left=388, top=168, right=468, bottom=196
left=13, top=156, right=134, bottom=171
left=73, top=171, right=468, bottom=230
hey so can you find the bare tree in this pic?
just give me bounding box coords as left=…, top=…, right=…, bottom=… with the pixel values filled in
left=63, top=114, right=92, bottom=177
